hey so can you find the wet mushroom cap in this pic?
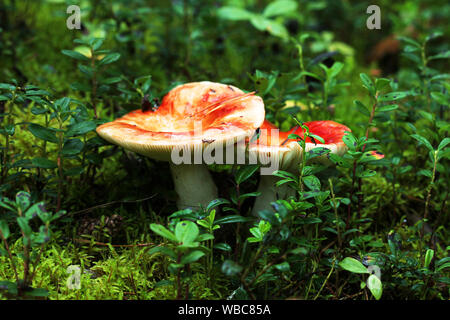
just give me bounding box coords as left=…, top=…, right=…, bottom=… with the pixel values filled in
left=96, top=81, right=265, bottom=161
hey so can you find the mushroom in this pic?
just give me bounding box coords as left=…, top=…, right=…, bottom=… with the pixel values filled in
left=249, top=119, right=350, bottom=216
left=96, top=81, right=265, bottom=209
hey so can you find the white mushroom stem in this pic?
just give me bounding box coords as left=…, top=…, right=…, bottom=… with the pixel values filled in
left=251, top=173, right=296, bottom=216
left=169, top=163, right=218, bottom=210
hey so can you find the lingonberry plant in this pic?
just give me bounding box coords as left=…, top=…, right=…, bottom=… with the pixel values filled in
left=0, top=191, right=65, bottom=298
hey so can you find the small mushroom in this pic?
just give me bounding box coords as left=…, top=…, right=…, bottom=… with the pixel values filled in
left=97, top=81, right=264, bottom=209
left=249, top=120, right=350, bottom=216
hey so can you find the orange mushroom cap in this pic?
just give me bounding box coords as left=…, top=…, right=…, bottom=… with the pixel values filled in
left=96, top=81, right=265, bottom=161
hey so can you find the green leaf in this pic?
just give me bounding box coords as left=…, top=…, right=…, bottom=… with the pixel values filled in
left=376, top=104, right=398, bottom=112
left=180, top=250, right=205, bottom=264
left=354, top=100, right=370, bottom=116
left=262, top=19, right=289, bottom=39
left=0, top=83, right=16, bottom=91
left=214, top=215, right=251, bottom=225
left=3, top=124, right=14, bottom=136
left=309, top=133, right=325, bottom=144
left=238, top=191, right=261, bottom=201
left=50, top=210, right=66, bottom=223
left=17, top=217, right=32, bottom=236
left=358, top=151, right=384, bottom=163
left=89, top=37, right=104, bottom=51
left=217, top=7, right=254, bottom=21
left=417, top=169, right=432, bottom=178
left=263, top=0, right=298, bottom=18
left=214, top=243, right=232, bottom=252
left=411, top=134, right=434, bottom=151
left=197, top=233, right=214, bottom=242
left=26, top=89, right=51, bottom=96
left=430, top=74, right=450, bottom=82
left=438, top=138, right=450, bottom=151
left=27, top=202, right=49, bottom=222
left=328, top=62, right=344, bottom=79
left=327, top=153, right=346, bottom=166
left=98, top=53, right=121, bottom=65
left=428, top=50, right=450, bottom=60
left=148, top=246, right=177, bottom=259
left=342, top=132, right=357, bottom=151
left=358, top=169, right=376, bottom=178
left=61, top=49, right=89, bottom=61
left=418, top=110, right=434, bottom=122
left=25, top=288, right=50, bottom=297
left=303, top=175, right=321, bottom=191
left=0, top=281, right=18, bottom=295
left=235, top=165, right=259, bottom=184
left=102, top=77, right=122, bottom=85
left=31, top=158, right=58, bottom=169
left=175, top=221, right=199, bottom=246
left=206, top=198, right=230, bottom=212
left=16, top=191, right=31, bottom=212
left=62, top=139, right=84, bottom=155
left=375, top=78, right=390, bottom=91
left=360, top=73, right=375, bottom=96
left=65, top=121, right=96, bottom=136
left=425, top=31, right=443, bottom=42
left=339, top=257, right=369, bottom=274
left=378, top=92, right=409, bottom=102
left=367, top=274, right=382, bottom=300
left=197, top=220, right=210, bottom=230
left=150, top=224, right=178, bottom=242
left=0, top=220, right=10, bottom=239
left=299, top=71, right=322, bottom=82
left=28, top=123, right=58, bottom=143
left=0, top=197, right=16, bottom=212
left=305, top=147, right=331, bottom=161
left=436, top=262, right=450, bottom=272
left=397, top=36, right=421, bottom=48
left=78, top=65, right=93, bottom=77
left=424, top=249, right=434, bottom=269
left=31, top=106, right=48, bottom=115
left=64, top=167, right=85, bottom=176
left=274, top=261, right=290, bottom=272
left=431, top=92, right=449, bottom=106
left=168, top=263, right=183, bottom=274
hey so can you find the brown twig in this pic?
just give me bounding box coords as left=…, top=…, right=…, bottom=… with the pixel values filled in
left=74, top=238, right=162, bottom=248
left=69, top=194, right=157, bottom=216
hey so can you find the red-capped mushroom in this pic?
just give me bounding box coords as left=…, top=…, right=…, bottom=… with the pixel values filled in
left=96, top=81, right=265, bottom=209
left=250, top=119, right=350, bottom=215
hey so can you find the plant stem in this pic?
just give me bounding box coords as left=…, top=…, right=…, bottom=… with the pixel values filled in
left=313, top=258, right=336, bottom=300
left=422, top=151, right=437, bottom=238
left=176, top=252, right=182, bottom=299
left=1, top=94, right=15, bottom=184
left=17, top=208, right=31, bottom=288
left=329, top=179, right=342, bottom=250
left=0, top=230, right=19, bottom=282
left=91, top=55, right=98, bottom=118
left=56, top=119, right=64, bottom=212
